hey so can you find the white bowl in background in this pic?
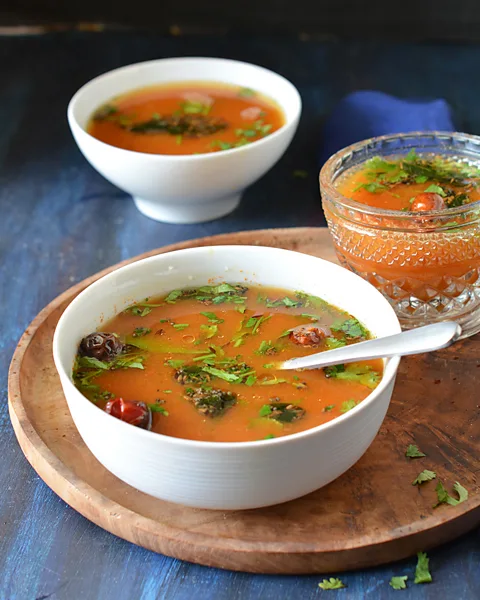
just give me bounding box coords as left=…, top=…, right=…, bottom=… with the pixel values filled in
left=67, top=58, right=302, bottom=224
left=53, top=246, right=401, bottom=510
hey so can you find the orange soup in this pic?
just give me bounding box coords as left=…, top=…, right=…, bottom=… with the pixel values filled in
left=73, top=284, right=382, bottom=443
left=338, top=150, right=480, bottom=212
left=330, top=150, right=480, bottom=291
left=87, top=82, right=285, bottom=155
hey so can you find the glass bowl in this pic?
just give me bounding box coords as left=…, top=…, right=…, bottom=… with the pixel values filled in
left=320, top=131, right=480, bottom=339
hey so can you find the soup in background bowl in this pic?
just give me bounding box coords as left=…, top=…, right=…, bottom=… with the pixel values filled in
left=53, top=245, right=401, bottom=510
left=88, top=82, right=285, bottom=156
left=67, top=57, right=301, bottom=224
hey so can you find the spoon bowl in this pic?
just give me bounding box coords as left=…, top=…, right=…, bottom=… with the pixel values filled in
left=279, top=322, right=462, bottom=371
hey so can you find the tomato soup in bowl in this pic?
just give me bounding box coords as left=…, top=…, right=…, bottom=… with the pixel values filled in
left=53, top=245, right=400, bottom=510
left=320, top=131, right=480, bottom=338
left=67, top=58, right=301, bottom=224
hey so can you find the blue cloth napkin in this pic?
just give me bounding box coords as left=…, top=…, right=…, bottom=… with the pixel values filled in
left=319, top=90, right=455, bottom=165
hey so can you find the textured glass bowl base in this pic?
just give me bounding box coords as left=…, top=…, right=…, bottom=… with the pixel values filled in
left=335, top=251, right=480, bottom=339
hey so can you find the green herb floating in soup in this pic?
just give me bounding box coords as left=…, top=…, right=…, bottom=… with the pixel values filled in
left=88, top=82, right=285, bottom=156
left=338, top=149, right=480, bottom=212
left=72, top=284, right=383, bottom=442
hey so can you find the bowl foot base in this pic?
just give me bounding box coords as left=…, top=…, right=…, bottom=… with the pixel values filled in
left=133, top=194, right=242, bottom=224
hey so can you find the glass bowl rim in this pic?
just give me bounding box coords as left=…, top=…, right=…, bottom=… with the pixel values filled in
left=319, top=130, right=480, bottom=218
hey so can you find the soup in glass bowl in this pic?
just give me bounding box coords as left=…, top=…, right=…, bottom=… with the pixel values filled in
left=320, top=131, right=480, bottom=338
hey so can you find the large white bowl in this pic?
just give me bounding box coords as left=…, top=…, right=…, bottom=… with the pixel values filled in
left=67, top=58, right=301, bottom=224
left=53, top=246, right=401, bottom=510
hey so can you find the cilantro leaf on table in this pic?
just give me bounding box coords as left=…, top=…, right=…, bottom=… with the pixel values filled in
left=412, top=470, right=436, bottom=486
left=414, top=552, right=432, bottom=584
left=405, top=444, right=426, bottom=458
left=389, top=575, right=408, bottom=590
left=434, top=481, right=468, bottom=507
left=318, top=577, right=346, bottom=590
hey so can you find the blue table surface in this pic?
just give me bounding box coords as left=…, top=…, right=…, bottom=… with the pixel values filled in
left=0, top=31, right=479, bottom=600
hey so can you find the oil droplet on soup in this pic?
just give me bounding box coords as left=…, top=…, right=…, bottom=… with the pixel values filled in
left=87, top=82, right=285, bottom=155
left=73, top=283, right=383, bottom=442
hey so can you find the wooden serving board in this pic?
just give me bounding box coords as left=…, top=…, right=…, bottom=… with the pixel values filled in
left=8, top=227, right=480, bottom=574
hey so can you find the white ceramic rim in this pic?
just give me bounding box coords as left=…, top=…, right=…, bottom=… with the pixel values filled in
left=67, top=57, right=302, bottom=161
left=53, top=246, right=400, bottom=449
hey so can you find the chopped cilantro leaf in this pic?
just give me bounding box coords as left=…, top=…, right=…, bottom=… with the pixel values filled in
left=331, top=318, right=369, bottom=339
left=434, top=481, right=468, bottom=507
left=165, top=289, right=182, bottom=303
left=264, top=434, right=276, bottom=440
left=256, top=340, right=278, bottom=355
left=238, top=87, right=255, bottom=98
left=324, top=363, right=380, bottom=389
left=200, top=324, right=218, bottom=339
left=412, top=470, right=436, bottom=486
left=354, top=181, right=388, bottom=194
left=389, top=576, right=408, bottom=590
left=424, top=184, right=446, bottom=197
left=259, top=404, right=273, bottom=417
left=200, top=311, right=224, bottom=324
left=318, top=578, right=346, bottom=590
left=414, top=552, right=432, bottom=584
left=259, top=377, right=287, bottom=386
left=405, top=444, right=426, bottom=458
left=132, top=327, right=151, bottom=338
left=148, top=404, right=169, bottom=416
left=172, top=323, right=189, bottom=330
left=77, top=356, right=109, bottom=370
left=325, top=336, right=347, bottom=349
left=323, top=404, right=335, bottom=412
left=340, top=399, right=357, bottom=413
left=166, top=359, right=185, bottom=368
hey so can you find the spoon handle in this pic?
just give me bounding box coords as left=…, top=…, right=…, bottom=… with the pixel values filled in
left=279, top=322, right=462, bottom=371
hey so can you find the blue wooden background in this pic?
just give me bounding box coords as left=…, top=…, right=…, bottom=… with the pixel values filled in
left=0, top=32, right=479, bottom=600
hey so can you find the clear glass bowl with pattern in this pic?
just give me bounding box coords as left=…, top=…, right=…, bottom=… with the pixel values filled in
left=320, top=131, right=480, bottom=338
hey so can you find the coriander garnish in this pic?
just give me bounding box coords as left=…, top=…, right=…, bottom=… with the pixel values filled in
left=405, top=444, right=426, bottom=458
left=389, top=576, right=408, bottom=590
left=414, top=552, right=432, bottom=584
left=412, top=470, right=436, bottom=486
left=318, top=578, right=346, bottom=590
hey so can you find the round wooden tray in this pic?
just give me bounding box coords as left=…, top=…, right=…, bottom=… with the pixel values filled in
left=8, top=227, right=480, bottom=574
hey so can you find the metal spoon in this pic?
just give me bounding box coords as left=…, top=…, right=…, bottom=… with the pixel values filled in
left=279, top=322, right=462, bottom=371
